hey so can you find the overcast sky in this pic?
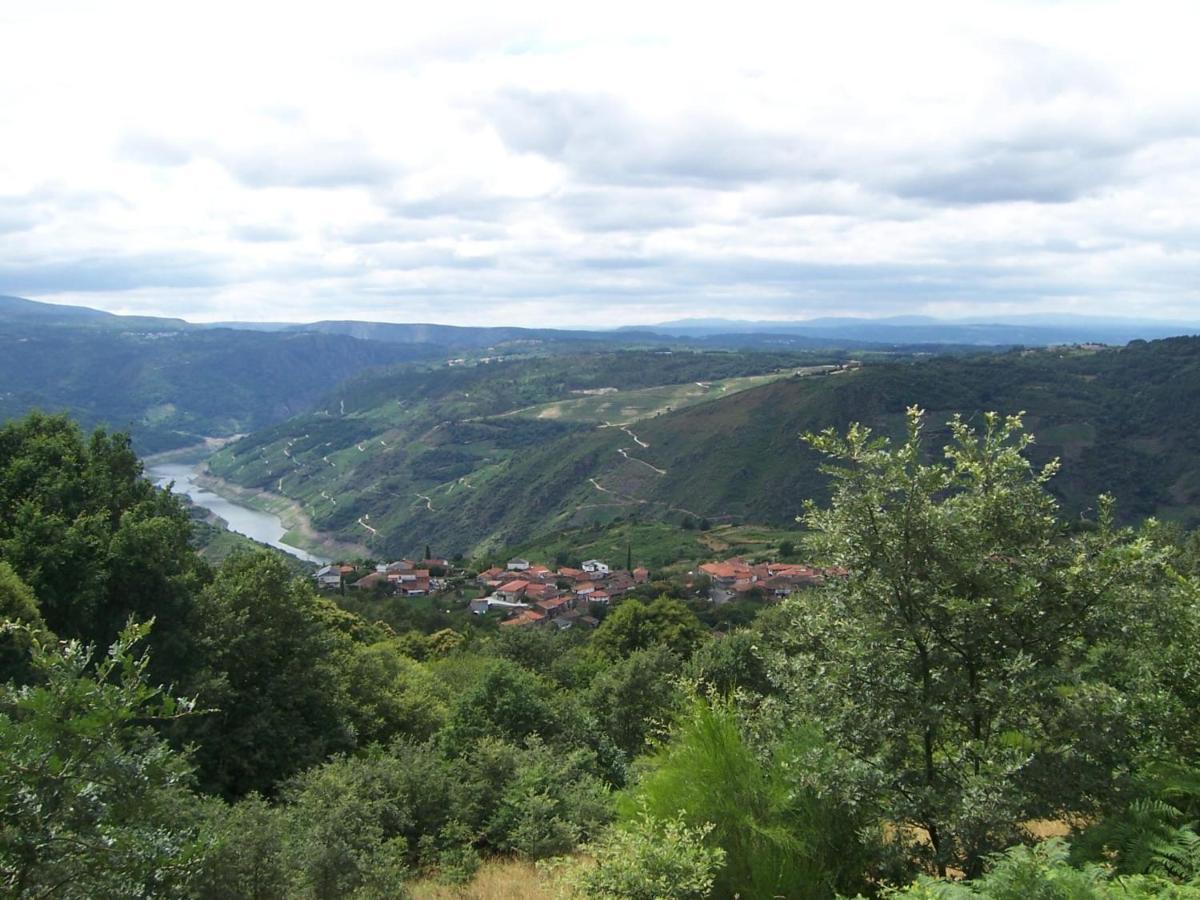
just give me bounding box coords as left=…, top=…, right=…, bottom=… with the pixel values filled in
left=1, top=0, right=1198, bottom=326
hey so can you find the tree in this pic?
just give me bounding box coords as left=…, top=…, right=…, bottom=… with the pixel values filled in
left=0, top=622, right=207, bottom=898
left=0, top=413, right=208, bottom=685
left=592, top=597, right=707, bottom=660
left=557, top=813, right=725, bottom=900
left=622, top=697, right=870, bottom=900
left=183, top=551, right=355, bottom=797
left=0, top=562, right=47, bottom=683
left=776, top=409, right=1176, bottom=876
left=588, top=645, right=683, bottom=757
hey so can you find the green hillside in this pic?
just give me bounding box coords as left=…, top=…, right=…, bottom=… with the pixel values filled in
left=0, top=321, right=428, bottom=452
left=203, top=337, right=1200, bottom=559
left=203, top=351, right=848, bottom=556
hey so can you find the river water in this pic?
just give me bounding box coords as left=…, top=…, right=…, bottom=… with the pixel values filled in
left=148, top=462, right=329, bottom=564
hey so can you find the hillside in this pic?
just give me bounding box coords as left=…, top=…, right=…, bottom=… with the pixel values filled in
left=0, top=320, right=428, bottom=452
left=204, top=337, right=1200, bottom=558
left=202, top=350, right=850, bottom=556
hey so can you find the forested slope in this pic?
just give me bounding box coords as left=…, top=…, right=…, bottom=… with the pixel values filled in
left=0, top=322, right=425, bottom=452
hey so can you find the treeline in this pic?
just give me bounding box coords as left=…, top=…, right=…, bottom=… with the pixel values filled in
left=3, top=410, right=1200, bottom=897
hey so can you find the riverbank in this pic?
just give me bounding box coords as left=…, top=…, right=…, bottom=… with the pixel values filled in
left=191, top=469, right=370, bottom=562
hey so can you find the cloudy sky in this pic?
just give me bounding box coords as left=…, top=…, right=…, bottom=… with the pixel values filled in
left=1, top=0, right=1198, bottom=326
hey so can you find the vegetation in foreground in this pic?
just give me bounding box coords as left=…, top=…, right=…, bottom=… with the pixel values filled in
left=3, top=409, right=1200, bottom=897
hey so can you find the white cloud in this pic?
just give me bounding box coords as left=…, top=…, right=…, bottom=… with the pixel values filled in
left=0, top=0, right=1198, bottom=325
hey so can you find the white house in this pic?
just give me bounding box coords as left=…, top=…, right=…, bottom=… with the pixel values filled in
left=506, top=558, right=531, bottom=571
left=314, top=565, right=342, bottom=589
left=581, top=559, right=610, bottom=576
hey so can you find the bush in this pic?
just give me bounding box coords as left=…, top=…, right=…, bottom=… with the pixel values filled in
left=552, top=813, right=724, bottom=900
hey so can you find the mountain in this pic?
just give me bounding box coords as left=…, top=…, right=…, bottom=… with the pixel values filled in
left=203, top=337, right=1200, bottom=559
left=0, top=317, right=431, bottom=452
left=0, top=294, right=189, bottom=329
left=630, top=315, right=1200, bottom=346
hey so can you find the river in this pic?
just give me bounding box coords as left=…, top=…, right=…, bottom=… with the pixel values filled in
left=148, top=461, right=329, bottom=565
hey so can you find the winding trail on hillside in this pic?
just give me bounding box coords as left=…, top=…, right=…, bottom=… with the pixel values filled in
left=620, top=425, right=649, bottom=448
left=416, top=493, right=435, bottom=512
left=589, top=477, right=613, bottom=494
left=617, top=448, right=667, bottom=475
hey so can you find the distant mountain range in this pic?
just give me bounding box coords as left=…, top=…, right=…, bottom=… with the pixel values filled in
left=6, top=294, right=1197, bottom=347
left=622, top=315, right=1200, bottom=346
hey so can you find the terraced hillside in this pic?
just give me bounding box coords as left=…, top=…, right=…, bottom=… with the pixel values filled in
left=203, top=351, right=847, bottom=557
left=206, top=337, right=1200, bottom=559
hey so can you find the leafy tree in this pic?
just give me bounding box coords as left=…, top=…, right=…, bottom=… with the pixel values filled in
left=342, top=640, right=447, bottom=745
left=481, top=737, right=612, bottom=858
left=439, top=659, right=562, bottom=754
left=685, top=629, right=774, bottom=698
left=592, top=596, right=707, bottom=660
left=588, top=645, right=683, bottom=757
left=777, top=409, right=1177, bottom=876
left=0, top=622, right=207, bottom=898
left=0, top=562, right=47, bottom=683
left=184, top=551, right=355, bottom=797
left=194, top=794, right=292, bottom=900
left=0, top=413, right=208, bottom=684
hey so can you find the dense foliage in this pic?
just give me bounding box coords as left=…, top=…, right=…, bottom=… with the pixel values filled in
left=2, top=408, right=1200, bottom=898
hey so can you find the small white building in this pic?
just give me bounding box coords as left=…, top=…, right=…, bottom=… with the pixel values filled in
left=314, top=565, right=342, bottom=589
left=581, top=559, right=610, bottom=576
left=506, top=558, right=531, bottom=571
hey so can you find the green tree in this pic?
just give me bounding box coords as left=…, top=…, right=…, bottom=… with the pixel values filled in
left=0, top=622, right=207, bottom=898
left=184, top=551, right=355, bottom=797
left=342, top=640, right=447, bottom=745
left=557, top=813, right=725, bottom=900
left=592, top=596, right=707, bottom=660
left=588, top=645, right=683, bottom=757
left=776, top=409, right=1176, bottom=876
left=0, top=413, right=208, bottom=684
left=0, top=562, right=47, bottom=683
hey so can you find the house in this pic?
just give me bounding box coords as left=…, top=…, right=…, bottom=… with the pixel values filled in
left=350, top=572, right=389, bottom=591
left=470, top=596, right=531, bottom=615
left=588, top=590, right=611, bottom=605
left=574, top=581, right=597, bottom=599
left=535, top=595, right=572, bottom=618
left=389, top=569, right=431, bottom=596
left=506, top=558, right=531, bottom=571
left=523, top=582, right=560, bottom=602
left=581, top=559, right=610, bottom=576
left=499, top=609, right=546, bottom=628
left=314, top=565, right=342, bottom=589
left=497, top=580, right=530, bottom=602
left=476, top=566, right=505, bottom=586
left=633, top=566, right=650, bottom=583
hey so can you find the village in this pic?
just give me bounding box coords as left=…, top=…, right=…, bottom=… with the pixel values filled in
left=312, top=552, right=845, bottom=630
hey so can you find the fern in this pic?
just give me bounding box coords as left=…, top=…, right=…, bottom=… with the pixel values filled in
left=1073, top=765, right=1200, bottom=884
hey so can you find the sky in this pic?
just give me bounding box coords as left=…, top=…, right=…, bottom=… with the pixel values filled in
left=1, top=0, right=1198, bottom=327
